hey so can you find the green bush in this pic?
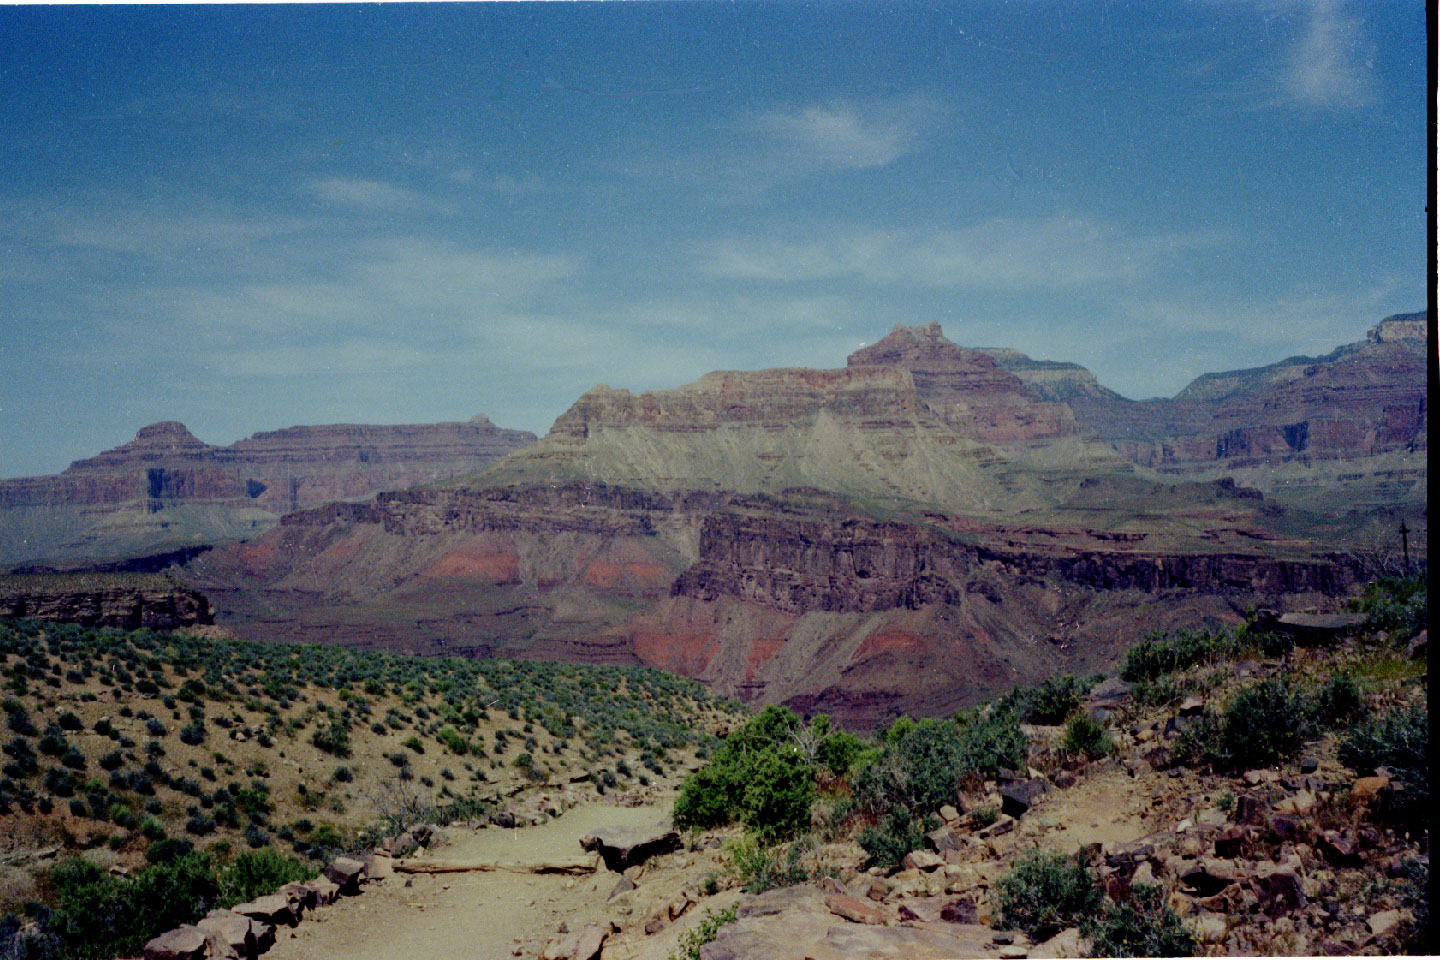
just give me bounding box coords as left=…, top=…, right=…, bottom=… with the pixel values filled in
left=857, top=812, right=937, bottom=872
left=673, top=764, right=739, bottom=831
left=1339, top=702, right=1428, bottom=819
left=1122, top=629, right=1235, bottom=682
left=216, top=848, right=315, bottom=907
left=46, top=853, right=220, bottom=960
left=1061, top=713, right=1112, bottom=760
left=1001, top=675, right=1088, bottom=725
left=1220, top=679, right=1311, bottom=768
left=996, top=850, right=1103, bottom=942
left=1349, top=576, right=1427, bottom=637
left=815, top=729, right=865, bottom=776
left=956, top=709, right=1027, bottom=779
left=1313, top=673, right=1365, bottom=727
left=670, top=903, right=738, bottom=960
left=726, top=835, right=811, bottom=894
left=1081, top=883, right=1197, bottom=957
left=310, top=722, right=351, bottom=758
left=740, top=750, right=815, bottom=842
left=971, top=804, right=998, bottom=828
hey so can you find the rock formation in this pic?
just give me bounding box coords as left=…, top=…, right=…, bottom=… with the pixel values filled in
left=0, top=414, right=536, bottom=566
left=182, top=318, right=1421, bottom=724
left=0, top=572, right=213, bottom=629
left=983, top=311, right=1428, bottom=509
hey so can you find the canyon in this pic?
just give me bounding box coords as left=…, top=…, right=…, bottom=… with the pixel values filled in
left=0, top=414, right=536, bottom=567
left=182, top=316, right=1425, bottom=724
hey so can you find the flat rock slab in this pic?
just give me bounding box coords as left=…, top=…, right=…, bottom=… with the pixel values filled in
left=143, top=925, right=208, bottom=960
left=578, top=823, right=680, bottom=873
left=699, top=886, right=999, bottom=960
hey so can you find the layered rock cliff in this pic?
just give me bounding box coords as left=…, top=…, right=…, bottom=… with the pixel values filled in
left=0, top=573, right=213, bottom=630
left=0, top=414, right=536, bottom=566
left=182, top=317, right=1413, bottom=725
left=984, top=311, right=1428, bottom=509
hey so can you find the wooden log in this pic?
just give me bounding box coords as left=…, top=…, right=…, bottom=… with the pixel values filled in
left=392, top=857, right=596, bottom=875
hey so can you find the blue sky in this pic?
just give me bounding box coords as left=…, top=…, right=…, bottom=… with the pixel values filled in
left=0, top=1, right=1428, bottom=477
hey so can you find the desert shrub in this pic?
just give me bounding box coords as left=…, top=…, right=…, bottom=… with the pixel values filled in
left=1219, top=679, right=1311, bottom=768
left=1313, top=673, right=1365, bottom=727
left=996, top=850, right=1103, bottom=942
left=215, top=848, right=312, bottom=906
left=971, top=804, right=999, bottom=828
left=310, top=722, right=351, bottom=758
left=98, top=750, right=123, bottom=772
left=740, top=751, right=814, bottom=842
left=673, top=764, right=738, bottom=831
left=1349, top=576, right=1427, bottom=637
left=1081, top=883, right=1197, bottom=957
left=857, top=812, right=938, bottom=872
left=670, top=903, right=739, bottom=960
left=44, top=852, right=220, bottom=960
left=436, top=727, right=469, bottom=755
left=955, top=709, right=1027, bottom=779
left=674, top=706, right=814, bottom=840
left=1339, top=702, right=1428, bottom=818
left=853, top=717, right=966, bottom=816
left=726, top=835, right=811, bottom=894
left=56, top=712, right=81, bottom=732
left=1001, top=674, right=1087, bottom=725
left=179, top=723, right=206, bottom=746
left=145, top=837, right=195, bottom=865
left=1122, top=628, right=1235, bottom=682
left=815, top=728, right=865, bottom=776
left=1061, top=713, right=1112, bottom=760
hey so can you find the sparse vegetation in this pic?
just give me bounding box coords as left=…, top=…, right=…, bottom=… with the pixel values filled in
left=996, top=850, right=1103, bottom=942
left=1081, top=883, right=1197, bottom=957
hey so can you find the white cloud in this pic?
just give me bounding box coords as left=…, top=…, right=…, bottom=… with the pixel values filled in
left=752, top=97, right=935, bottom=170
left=302, top=176, right=449, bottom=214
left=702, top=218, right=1209, bottom=290
left=1279, top=0, right=1377, bottom=109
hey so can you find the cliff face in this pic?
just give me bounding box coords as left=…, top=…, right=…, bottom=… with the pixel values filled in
left=189, top=480, right=1355, bottom=725
left=179, top=315, right=1417, bottom=725
left=0, top=414, right=536, bottom=566
left=0, top=573, right=213, bottom=630
left=477, top=323, right=1128, bottom=515
left=988, top=312, right=1428, bottom=509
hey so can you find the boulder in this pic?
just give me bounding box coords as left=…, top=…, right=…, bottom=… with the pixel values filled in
left=938, top=804, right=960, bottom=823
left=1405, top=629, right=1427, bottom=659
left=278, top=881, right=318, bottom=912
left=1270, top=611, right=1365, bottom=645
left=1179, top=860, right=1236, bottom=898
left=1213, top=826, right=1254, bottom=860
left=142, top=925, right=209, bottom=960
left=573, top=923, right=607, bottom=960
left=978, top=814, right=1015, bottom=839
left=1253, top=869, right=1306, bottom=916
left=1031, top=926, right=1084, bottom=959
left=1273, top=790, right=1316, bottom=814
left=608, top=875, right=636, bottom=900
left=941, top=896, right=979, bottom=924
left=1234, top=794, right=1267, bottom=825
left=324, top=855, right=366, bottom=894
left=1351, top=776, right=1390, bottom=805
left=927, top=826, right=961, bottom=854
left=1318, top=831, right=1363, bottom=867
left=903, top=850, right=944, bottom=872
left=195, top=910, right=256, bottom=960
left=491, top=810, right=517, bottom=829
left=999, top=779, right=1048, bottom=818
left=302, top=875, right=340, bottom=906
left=1267, top=813, right=1309, bottom=843
left=578, top=823, right=681, bottom=873
left=230, top=894, right=299, bottom=928
left=825, top=893, right=885, bottom=925
left=1367, top=909, right=1404, bottom=940
left=363, top=851, right=394, bottom=880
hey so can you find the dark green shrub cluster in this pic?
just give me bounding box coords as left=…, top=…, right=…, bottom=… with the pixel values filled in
left=857, top=812, right=938, bottom=872
left=1312, top=673, right=1365, bottom=727
left=1121, top=629, right=1236, bottom=682
left=998, top=674, right=1092, bottom=725
left=996, top=850, right=1103, bottom=941
left=673, top=706, right=815, bottom=842
left=1348, top=576, right=1427, bottom=638
left=727, top=835, right=814, bottom=893
left=1339, top=702, right=1428, bottom=818
left=1061, top=712, right=1112, bottom=760
left=1081, top=883, right=1197, bottom=957
left=1219, top=678, right=1310, bottom=768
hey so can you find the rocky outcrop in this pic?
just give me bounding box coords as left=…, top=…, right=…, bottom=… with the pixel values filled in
left=0, top=414, right=535, bottom=566
left=0, top=573, right=213, bottom=629
left=988, top=312, right=1428, bottom=509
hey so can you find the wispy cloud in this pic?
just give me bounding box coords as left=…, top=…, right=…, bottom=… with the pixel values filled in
left=751, top=96, right=936, bottom=170
left=302, top=175, right=450, bottom=214
left=702, top=218, right=1214, bottom=290
left=1279, top=0, right=1377, bottom=109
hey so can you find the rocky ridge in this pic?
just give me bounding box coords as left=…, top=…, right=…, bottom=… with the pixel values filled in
left=0, top=414, right=536, bottom=566
left=985, top=311, right=1428, bottom=509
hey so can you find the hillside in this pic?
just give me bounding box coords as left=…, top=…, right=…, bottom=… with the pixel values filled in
left=0, top=415, right=536, bottom=568
left=0, top=616, right=739, bottom=956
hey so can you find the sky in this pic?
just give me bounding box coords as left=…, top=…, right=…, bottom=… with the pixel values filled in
left=0, top=1, right=1428, bottom=477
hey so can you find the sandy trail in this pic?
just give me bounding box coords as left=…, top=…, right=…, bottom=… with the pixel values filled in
left=268, top=802, right=670, bottom=960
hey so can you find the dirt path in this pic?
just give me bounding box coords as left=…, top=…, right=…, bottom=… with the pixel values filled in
left=268, top=802, right=671, bottom=960
left=1018, top=763, right=1158, bottom=852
